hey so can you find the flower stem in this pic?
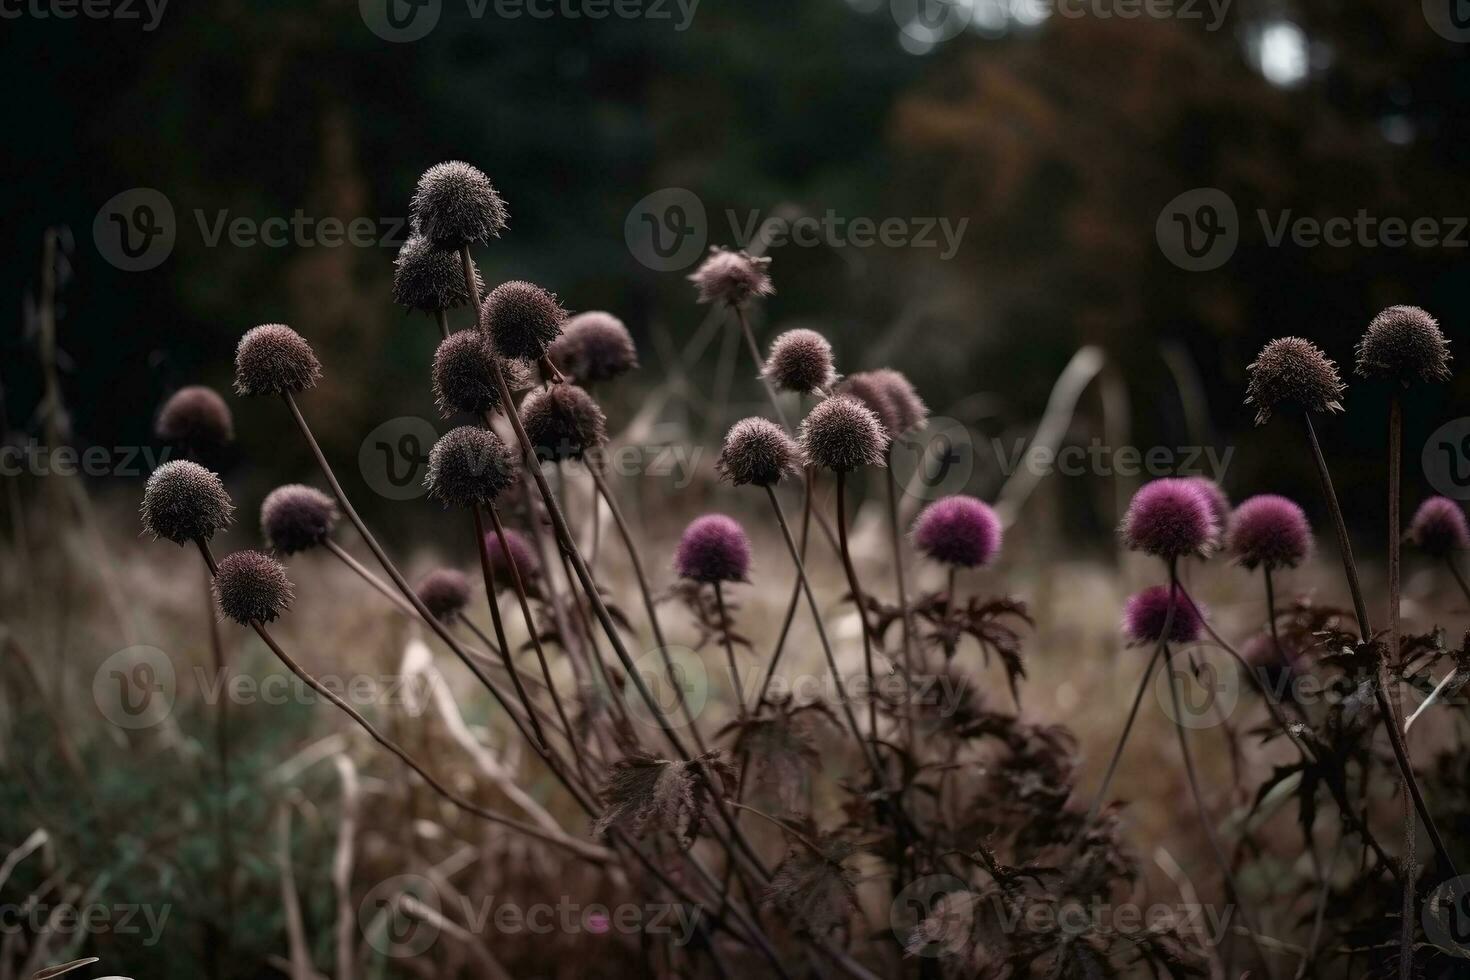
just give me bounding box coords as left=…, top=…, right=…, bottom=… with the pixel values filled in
left=834, top=470, right=880, bottom=743
left=1389, top=392, right=1414, bottom=980
left=714, top=581, right=746, bottom=721
left=884, top=464, right=918, bottom=753
left=733, top=304, right=789, bottom=431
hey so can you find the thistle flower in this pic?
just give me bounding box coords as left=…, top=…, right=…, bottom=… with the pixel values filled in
left=1122, top=585, right=1202, bottom=646
left=763, top=329, right=837, bottom=394
left=234, top=324, right=322, bottom=397
left=717, top=417, right=799, bottom=487
left=870, top=368, right=928, bottom=434
left=261, top=485, right=339, bottom=555
left=911, top=495, right=1002, bottom=568
left=410, top=161, right=508, bottom=248
left=424, top=426, right=518, bottom=508
left=1355, top=305, right=1452, bottom=385
left=392, top=235, right=481, bottom=313
left=1120, top=478, right=1218, bottom=560
left=483, top=527, right=541, bottom=588
left=154, top=386, right=234, bottom=450
left=548, top=311, right=638, bottom=384
left=675, top=514, right=752, bottom=583
left=416, top=568, right=472, bottom=623
left=214, top=550, right=292, bottom=625
left=798, top=395, right=889, bottom=473
left=1185, top=477, right=1231, bottom=548
left=1244, top=337, right=1345, bottom=425
left=432, top=330, right=505, bottom=417
left=519, top=384, right=607, bottom=462
left=140, top=459, right=234, bottom=545
left=1226, top=494, right=1312, bottom=571
left=687, top=246, right=773, bottom=307
left=1407, top=496, right=1470, bottom=558
left=479, top=280, right=567, bottom=363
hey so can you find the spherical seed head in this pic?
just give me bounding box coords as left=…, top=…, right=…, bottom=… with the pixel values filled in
left=392, top=235, right=481, bottom=313
left=798, top=395, right=889, bottom=473
left=410, top=161, right=508, bottom=248
left=214, top=550, right=292, bottom=625
left=717, top=417, right=799, bottom=487
left=416, top=568, right=472, bottom=623
left=432, top=330, right=505, bottom=417
left=1226, top=494, right=1312, bottom=571
left=1407, top=496, right=1470, bottom=558
left=911, top=495, right=1003, bottom=568
left=839, top=372, right=900, bottom=434
left=479, top=280, right=567, bottom=362
left=1122, top=585, right=1202, bottom=646
left=1120, top=478, right=1219, bottom=559
left=764, top=329, right=837, bottom=394
left=870, top=369, right=928, bottom=434
left=140, top=460, right=234, bottom=545
left=520, top=384, right=607, bottom=462
left=1355, top=305, right=1452, bottom=385
left=548, top=311, right=639, bottom=384
left=482, top=527, right=541, bottom=588
left=687, top=246, right=773, bottom=307
left=260, top=484, right=339, bottom=555
left=1244, top=337, right=1345, bottom=425
left=155, top=385, right=234, bottom=450
left=1185, top=477, right=1231, bottom=548
left=675, top=514, right=752, bottom=584
left=234, top=324, right=322, bottom=397
left=424, top=425, right=518, bottom=508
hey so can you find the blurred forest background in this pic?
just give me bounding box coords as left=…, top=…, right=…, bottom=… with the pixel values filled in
left=4, top=0, right=1469, bottom=544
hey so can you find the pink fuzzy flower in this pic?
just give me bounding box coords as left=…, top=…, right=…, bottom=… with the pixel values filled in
left=911, top=496, right=1002, bottom=568
left=675, top=514, right=752, bottom=583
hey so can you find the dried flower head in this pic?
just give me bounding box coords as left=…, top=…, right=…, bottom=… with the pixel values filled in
left=798, top=395, right=889, bottom=473
left=912, top=495, right=1003, bottom=568
left=1122, top=585, right=1202, bottom=646
left=519, top=384, right=607, bottom=462
left=154, top=386, right=234, bottom=451
left=1245, top=337, right=1345, bottom=425
left=593, top=752, right=735, bottom=847
left=687, top=246, right=773, bottom=307
left=763, top=329, right=837, bottom=394
left=416, top=568, right=472, bottom=623
left=424, top=425, right=518, bottom=508
left=432, top=330, right=505, bottom=417
left=260, top=485, right=339, bottom=555
left=392, top=235, right=481, bottom=313
left=548, top=311, right=638, bottom=384
left=214, top=550, right=293, bottom=625
left=717, top=417, right=799, bottom=487
left=483, top=527, right=540, bottom=588
left=1185, top=477, right=1231, bottom=549
left=1407, top=496, right=1470, bottom=558
left=1226, top=494, right=1312, bottom=571
left=234, top=324, right=322, bottom=397
left=1355, top=305, right=1452, bottom=385
left=479, top=280, right=567, bottom=362
left=838, top=372, right=899, bottom=434
left=410, top=161, right=508, bottom=248
left=1120, top=478, right=1219, bottom=560
left=141, top=460, right=234, bottom=545
left=870, top=368, right=928, bottom=434
left=675, top=514, right=752, bottom=583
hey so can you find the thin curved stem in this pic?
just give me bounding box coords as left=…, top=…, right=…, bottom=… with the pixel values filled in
left=885, top=464, right=918, bottom=752
left=1080, top=638, right=1166, bottom=830
left=759, top=463, right=815, bottom=705
left=834, top=471, right=880, bottom=743
left=324, top=539, right=417, bottom=617
left=733, top=304, right=789, bottom=431
left=1389, top=393, right=1414, bottom=980
left=471, top=504, right=550, bottom=752
left=714, top=581, right=746, bottom=721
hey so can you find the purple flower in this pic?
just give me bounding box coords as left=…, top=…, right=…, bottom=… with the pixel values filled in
left=1185, top=477, right=1231, bottom=548
left=1122, top=585, right=1202, bottom=646
left=482, top=527, right=541, bottom=588
left=234, top=323, right=322, bottom=397
left=261, top=484, right=339, bottom=554
left=155, top=385, right=234, bottom=451
left=675, top=514, right=752, bottom=584
left=1407, top=497, right=1470, bottom=558
left=1120, top=478, right=1219, bottom=560
left=911, top=496, right=1002, bottom=568
left=416, top=568, right=472, bottom=623
left=763, top=329, right=837, bottom=394
left=548, top=311, right=638, bottom=384
left=1226, top=494, right=1312, bottom=571
left=214, top=550, right=293, bottom=625
left=687, top=246, right=773, bottom=307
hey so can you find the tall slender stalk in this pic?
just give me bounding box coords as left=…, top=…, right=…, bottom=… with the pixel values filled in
left=202, top=567, right=234, bottom=960
left=733, top=305, right=789, bottom=431
left=834, top=471, right=880, bottom=742
left=1387, top=392, right=1414, bottom=980
left=714, top=581, right=746, bottom=721
left=884, top=465, right=918, bottom=753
